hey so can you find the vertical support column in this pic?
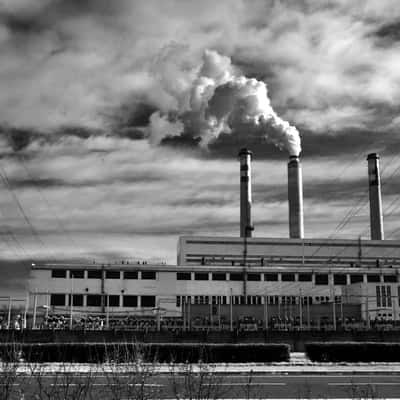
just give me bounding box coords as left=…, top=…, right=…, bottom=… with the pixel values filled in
left=367, top=153, right=384, bottom=240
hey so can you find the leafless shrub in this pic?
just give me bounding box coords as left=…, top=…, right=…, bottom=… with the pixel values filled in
left=0, top=342, right=26, bottom=400
left=347, top=378, right=381, bottom=400
left=101, top=342, right=162, bottom=400
left=169, top=359, right=227, bottom=400
left=29, top=363, right=95, bottom=400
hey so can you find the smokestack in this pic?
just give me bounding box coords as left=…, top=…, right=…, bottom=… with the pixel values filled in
left=239, top=148, right=253, bottom=238
left=367, top=153, right=384, bottom=240
left=288, top=155, right=304, bottom=239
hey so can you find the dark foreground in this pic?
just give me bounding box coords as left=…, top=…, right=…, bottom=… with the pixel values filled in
left=1, top=370, right=400, bottom=399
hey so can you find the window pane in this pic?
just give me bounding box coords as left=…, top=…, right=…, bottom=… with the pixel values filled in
left=141, top=271, right=156, bottom=280
left=106, top=270, right=120, bottom=279
left=194, top=272, right=209, bottom=280
left=229, top=273, right=243, bottom=281
left=367, top=274, right=380, bottom=283
left=141, top=296, right=156, bottom=307
left=50, top=294, right=65, bottom=306
left=123, top=295, right=137, bottom=307
left=87, top=270, right=102, bottom=279
left=177, top=272, right=191, bottom=280
left=124, top=271, right=138, bottom=279
left=212, top=273, right=226, bottom=281
left=108, top=295, right=120, bottom=307
left=315, top=274, right=328, bottom=285
left=265, top=273, right=278, bottom=281
left=70, top=270, right=84, bottom=279
left=247, top=273, right=261, bottom=281
left=68, top=294, right=83, bottom=307
left=282, top=273, right=295, bottom=282
left=298, top=273, right=312, bottom=282
left=51, top=270, right=66, bottom=278
left=350, top=274, right=364, bottom=284
left=87, top=295, right=102, bottom=307
left=384, top=275, right=397, bottom=283
left=334, top=274, right=347, bottom=285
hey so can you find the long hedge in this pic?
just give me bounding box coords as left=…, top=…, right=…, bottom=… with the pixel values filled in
left=305, top=342, right=400, bottom=362
left=0, top=342, right=289, bottom=363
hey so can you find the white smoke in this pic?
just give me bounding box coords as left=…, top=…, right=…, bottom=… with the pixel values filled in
left=149, top=49, right=301, bottom=156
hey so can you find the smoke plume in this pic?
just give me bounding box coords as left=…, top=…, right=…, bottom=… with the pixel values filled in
left=149, top=49, right=301, bottom=156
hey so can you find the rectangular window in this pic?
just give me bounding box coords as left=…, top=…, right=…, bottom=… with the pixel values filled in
left=376, top=286, right=381, bottom=308
left=212, top=272, right=226, bottom=281
left=124, top=271, right=138, bottom=279
left=123, top=295, right=138, bottom=307
left=315, top=274, right=329, bottom=285
left=194, top=272, right=209, bottom=280
left=107, top=295, right=120, bottom=307
left=141, top=295, right=156, bottom=308
left=350, top=274, right=364, bottom=284
left=247, top=273, right=261, bottom=281
left=367, top=274, right=380, bottom=283
left=177, top=272, right=191, bottom=280
left=381, top=286, right=387, bottom=307
left=384, top=275, right=397, bottom=283
left=87, top=270, right=102, bottom=279
left=51, top=270, right=66, bottom=278
left=229, top=273, right=243, bottom=281
left=281, top=273, right=295, bottom=282
left=176, top=296, right=181, bottom=307
left=70, top=270, right=84, bottom=279
left=334, top=274, right=347, bottom=285
left=68, top=294, right=83, bottom=307
left=87, top=295, right=102, bottom=307
left=50, top=294, right=65, bottom=306
left=387, top=286, right=392, bottom=307
left=298, top=273, right=312, bottom=282
left=265, top=273, right=278, bottom=281
left=398, top=286, right=400, bottom=306
left=106, top=270, right=120, bottom=279
left=141, top=271, right=156, bottom=280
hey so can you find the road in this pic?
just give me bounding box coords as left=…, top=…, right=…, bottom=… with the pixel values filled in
left=1, top=371, right=400, bottom=399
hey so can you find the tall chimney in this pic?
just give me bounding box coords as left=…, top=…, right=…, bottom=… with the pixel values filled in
left=367, top=153, right=384, bottom=240
left=288, top=155, right=304, bottom=238
left=239, top=148, right=253, bottom=237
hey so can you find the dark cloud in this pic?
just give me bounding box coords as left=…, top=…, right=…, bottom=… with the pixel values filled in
left=0, top=12, right=48, bottom=35
left=115, top=128, right=146, bottom=140
left=374, top=20, right=400, bottom=43
left=161, top=134, right=201, bottom=149
left=8, top=174, right=164, bottom=189
left=113, top=102, right=158, bottom=129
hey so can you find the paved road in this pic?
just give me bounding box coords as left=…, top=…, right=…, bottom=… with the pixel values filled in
left=2, top=371, right=400, bottom=399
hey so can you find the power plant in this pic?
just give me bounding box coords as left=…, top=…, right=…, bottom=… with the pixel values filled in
left=28, top=149, right=400, bottom=331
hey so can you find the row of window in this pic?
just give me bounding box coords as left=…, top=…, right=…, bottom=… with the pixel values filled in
left=51, top=270, right=156, bottom=280
left=176, top=295, right=340, bottom=307
left=51, top=269, right=398, bottom=284
left=50, top=294, right=156, bottom=308
left=376, top=286, right=394, bottom=308
left=177, top=272, right=398, bottom=284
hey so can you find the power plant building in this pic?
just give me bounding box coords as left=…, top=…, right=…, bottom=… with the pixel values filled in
left=28, top=151, right=400, bottom=329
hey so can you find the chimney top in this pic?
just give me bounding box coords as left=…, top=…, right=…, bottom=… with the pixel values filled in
left=367, top=153, right=379, bottom=160
left=238, top=148, right=252, bottom=158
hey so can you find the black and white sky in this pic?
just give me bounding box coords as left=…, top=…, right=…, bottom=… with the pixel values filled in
left=1, top=0, right=400, bottom=296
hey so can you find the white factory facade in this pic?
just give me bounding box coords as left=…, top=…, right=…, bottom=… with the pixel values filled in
left=28, top=151, right=400, bottom=328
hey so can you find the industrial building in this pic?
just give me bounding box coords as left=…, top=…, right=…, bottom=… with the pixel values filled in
left=28, top=151, right=400, bottom=330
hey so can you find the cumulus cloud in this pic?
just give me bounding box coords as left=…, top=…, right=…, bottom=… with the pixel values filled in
left=2, top=0, right=400, bottom=296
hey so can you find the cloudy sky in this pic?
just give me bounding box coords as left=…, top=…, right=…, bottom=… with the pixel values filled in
left=1, top=0, right=400, bottom=296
